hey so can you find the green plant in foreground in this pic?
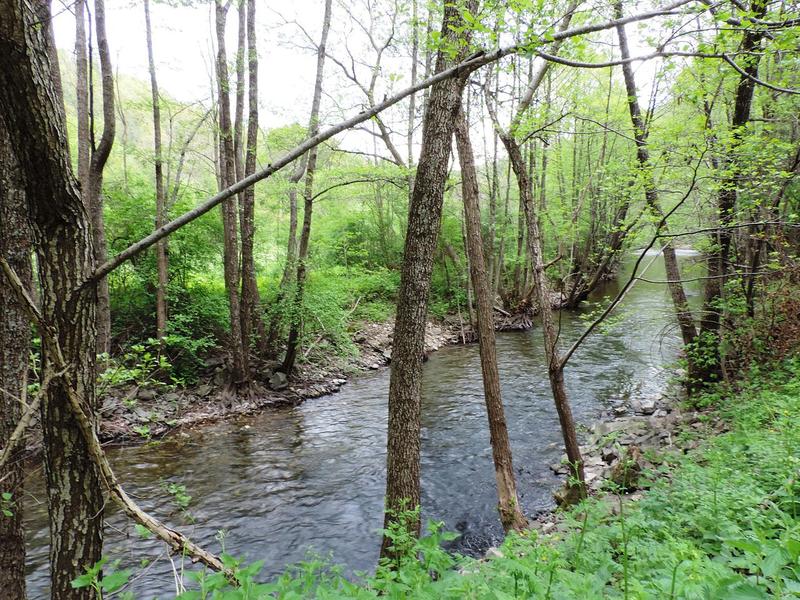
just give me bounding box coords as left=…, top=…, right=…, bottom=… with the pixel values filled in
left=71, top=557, right=133, bottom=599
left=1, top=491, right=15, bottom=517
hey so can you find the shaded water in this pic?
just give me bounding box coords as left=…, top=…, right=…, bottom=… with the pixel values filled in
left=24, top=252, right=701, bottom=597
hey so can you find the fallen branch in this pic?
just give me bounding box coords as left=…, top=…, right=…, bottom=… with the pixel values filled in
left=0, top=257, right=234, bottom=581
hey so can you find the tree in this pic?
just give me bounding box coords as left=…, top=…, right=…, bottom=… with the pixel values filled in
left=0, top=1, right=105, bottom=596
left=283, top=0, right=334, bottom=375
left=485, top=1, right=587, bottom=502
left=144, top=0, right=169, bottom=341
left=215, top=0, right=249, bottom=385
left=0, top=115, right=31, bottom=600
left=454, top=106, right=527, bottom=532
left=381, top=0, right=477, bottom=559
left=614, top=2, right=700, bottom=379
left=240, top=0, right=267, bottom=354
left=698, top=0, right=768, bottom=384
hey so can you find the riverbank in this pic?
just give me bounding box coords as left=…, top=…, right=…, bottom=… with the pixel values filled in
left=211, top=357, right=800, bottom=598
left=97, top=317, right=465, bottom=444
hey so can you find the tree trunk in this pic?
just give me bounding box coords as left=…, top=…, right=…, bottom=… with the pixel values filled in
left=240, top=0, right=266, bottom=355
left=504, top=136, right=587, bottom=502
left=615, top=4, right=699, bottom=369
left=381, top=0, right=476, bottom=561
left=215, top=0, right=249, bottom=385
left=698, top=0, right=766, bottom=382
left=454, top=108, right=527, bottom=532
left=282, top=0, right=332, bottom=375
left=87, top=0, right=115, bottom=357
left=144, top=0, right=168, bottom=340
left=0, top=115, right=31, bottom=600
left=0, top=2, right=105, bottom=596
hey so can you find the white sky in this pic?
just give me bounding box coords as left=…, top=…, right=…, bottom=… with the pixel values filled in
left=52, top=0, right=321, bottom=129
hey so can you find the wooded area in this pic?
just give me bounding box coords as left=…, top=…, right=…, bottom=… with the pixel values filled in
left=1, top=0, right=799, bottom=597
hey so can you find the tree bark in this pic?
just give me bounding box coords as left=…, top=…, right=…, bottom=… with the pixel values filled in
left=87, top=0, right=115, bottom=357
left=215, top=0, right=249, bottom=385
left=282, top=0, right=333, bottom=375
left=454, top=108, right=527, bottom=532
left=0, top=114, right=31, bottom=600
left=144, top=0, right=168, bottom=340
left=240, top=0, right=267, bottom=355
left=381, top=0, right=476, bottom=560
left=0, top=1, right=105, bottom=596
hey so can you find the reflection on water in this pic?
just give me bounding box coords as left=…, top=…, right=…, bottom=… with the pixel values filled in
left=25, top=253, right=702, bottom=596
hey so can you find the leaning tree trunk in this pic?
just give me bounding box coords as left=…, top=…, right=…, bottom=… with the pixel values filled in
left=0, top=2, right=105, bottom=597
left=504, top=136, right=587, bottom=503
left=615, top=4, right=700, bottom=384
left=215, top=0, right=249, bottom=385
left=0, top=115, right=31, bottom=600
left=282, top=0, right=333, bottom=375
left=381, top=0, right=476, bottom=561
left=454, top=107, right=527, bottom=533
left=144, top=0, right=169, bottom=340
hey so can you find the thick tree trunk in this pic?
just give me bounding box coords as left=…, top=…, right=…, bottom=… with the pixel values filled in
left=282, top=0, right=332, bottom=375
left=0, top=116, right=31, bottom=600
left=144, top=0, right=168, bottom=340
left=240, top=0, right=266, bottom=355
left=454, top=108, right=527, bottom=532
left=0, top=2, right=105, bottom=597
left=215, top=0, right=249, bottom=385
left=615, top=5, right=699, bottom=369
left=381, top=0, right=475, bottom=560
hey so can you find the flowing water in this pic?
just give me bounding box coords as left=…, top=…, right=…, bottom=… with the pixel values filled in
left=24, top=251, right=701, bottom=597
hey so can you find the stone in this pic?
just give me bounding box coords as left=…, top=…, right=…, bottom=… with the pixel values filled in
left=163, top=392, right=181, bottom=403
left=203, top=356, right=225, bottom=369
left=269, top=371, right=288, bottom=391
left=485, top=547, right=504, bottom=559
left=602, top=447, right=619, bottom=464
left=136, top=387, right=158, bottom=401
left=196, top=384, right=213, bottom=398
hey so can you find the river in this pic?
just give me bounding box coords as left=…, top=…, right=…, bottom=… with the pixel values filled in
left=24, top=251, right=701, bottom=597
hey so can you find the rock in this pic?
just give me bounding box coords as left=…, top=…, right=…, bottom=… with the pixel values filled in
left=610, top=445, right=644, bottom=492
left=602, top=447, right=619, bottom=464
left=631, top=396, right=657, bottom=415
left=163, top=392, right=181, bottom=404
left=269, top=371, right=288, bottom=391
left=369, top=363, right=380, bottom=370
left=212, top=370, right=226, bottom=386
left=613, top=405, right=628, bottom=416
left=203, top=356, right=225, bottom=369
left=485, top=547, right=504, bottom=559
left=136, top=387, right=158, bottom=401
left=382, top=349, right=392, bottom=361
left=554, top=483, right=585, bottom=507
left=196, top=384, right=213, bottom=398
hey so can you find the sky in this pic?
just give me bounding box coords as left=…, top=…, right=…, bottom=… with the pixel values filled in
left=52, top=0, right=321, bottom=129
